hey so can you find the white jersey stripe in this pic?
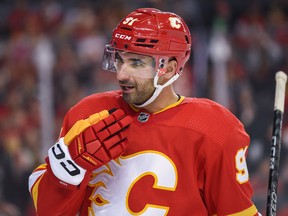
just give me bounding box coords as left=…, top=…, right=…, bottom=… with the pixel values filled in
left=28, top=169, right=46, bottom=193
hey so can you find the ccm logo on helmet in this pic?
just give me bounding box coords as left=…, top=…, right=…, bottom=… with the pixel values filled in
left=115, top=33, right=132, bottom=40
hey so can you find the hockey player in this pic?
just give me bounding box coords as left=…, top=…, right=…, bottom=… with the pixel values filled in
left=28, top=8, right=261, bottom=215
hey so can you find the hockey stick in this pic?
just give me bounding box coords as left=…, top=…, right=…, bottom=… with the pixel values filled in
left=266, top=71, right=287, bottom=216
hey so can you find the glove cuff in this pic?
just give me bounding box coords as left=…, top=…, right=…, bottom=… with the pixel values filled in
left=48, top=138, right=86, bottom=185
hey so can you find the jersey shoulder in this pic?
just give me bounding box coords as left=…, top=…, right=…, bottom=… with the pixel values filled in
left=170, top=97, right=246, bottom=145
left=181, top=97, right=240, bottom=124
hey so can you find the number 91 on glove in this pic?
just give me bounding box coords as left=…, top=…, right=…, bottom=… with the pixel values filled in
left=48, top=108, right=133, bottom=185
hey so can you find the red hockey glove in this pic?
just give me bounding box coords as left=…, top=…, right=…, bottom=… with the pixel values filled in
left=67, top=108, right=133, bottom=170
left=48, top=109, right=133, bottom=185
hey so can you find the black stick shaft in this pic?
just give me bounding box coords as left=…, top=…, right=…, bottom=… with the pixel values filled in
left=266, top=110, right=283, bottom=216
left=266, top=71, right=287, bottom=216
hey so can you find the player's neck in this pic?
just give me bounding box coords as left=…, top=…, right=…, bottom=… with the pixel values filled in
left=142, top=87, right=179, bottom=113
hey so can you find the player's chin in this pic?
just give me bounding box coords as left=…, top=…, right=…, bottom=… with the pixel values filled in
left=122, top=92, right=134, bottom=103
left=122, top=93, right=145, bottom=105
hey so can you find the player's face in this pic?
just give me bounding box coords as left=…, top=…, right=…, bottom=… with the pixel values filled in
left=116, top=52, right=156, bottom=105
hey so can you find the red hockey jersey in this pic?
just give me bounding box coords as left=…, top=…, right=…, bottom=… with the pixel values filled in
left=29, top=90, right=259, bottom=216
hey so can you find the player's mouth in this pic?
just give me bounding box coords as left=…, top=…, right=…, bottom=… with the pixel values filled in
left=120, top=84, right=135, bottom=93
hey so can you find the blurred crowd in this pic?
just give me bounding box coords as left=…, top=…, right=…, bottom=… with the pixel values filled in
left=0, top=0, right=288, bottom=215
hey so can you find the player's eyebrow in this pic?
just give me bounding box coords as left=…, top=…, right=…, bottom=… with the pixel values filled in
left=128, top=58, right=144, bottom=62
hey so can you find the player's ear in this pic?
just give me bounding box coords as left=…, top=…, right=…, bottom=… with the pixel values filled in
left=157, top=58, right=178, bottom=85
left=164, top=58, right=178, bottom=78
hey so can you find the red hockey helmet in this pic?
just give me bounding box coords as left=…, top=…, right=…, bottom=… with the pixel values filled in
left=103, top=8, right=192, bottom=76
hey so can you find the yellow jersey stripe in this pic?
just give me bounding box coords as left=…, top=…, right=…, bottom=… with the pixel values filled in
left=129, top=96, right=185, bottom=114
left=154, top=96, right=185, bottom=114
left=31, top=173, right=45, bottom=211
left=212, top=205, right=258, bottom=216
left=28, top=164, right=47, bottom=192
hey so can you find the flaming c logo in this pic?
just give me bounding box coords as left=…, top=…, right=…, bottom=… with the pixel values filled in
left=88, top=151, right=178, bottom=215
left=169, top=17, right=182, bottom=29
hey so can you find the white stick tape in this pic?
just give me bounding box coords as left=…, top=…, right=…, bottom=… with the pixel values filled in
left=275, top=71, right=287, bottom=112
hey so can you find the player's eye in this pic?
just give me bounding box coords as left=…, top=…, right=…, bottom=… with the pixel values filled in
left=130, top=59, right=145, bottom=68
left=115, top=52, right=124, bottom=64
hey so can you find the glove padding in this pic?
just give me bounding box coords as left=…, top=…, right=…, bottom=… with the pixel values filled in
left=48, top=108, right=133, bottom=186
left=66, top=108, right=133, bottom=171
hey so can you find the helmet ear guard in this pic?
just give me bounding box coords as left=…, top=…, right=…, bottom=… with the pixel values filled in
left=103, top=8, right=192, bottom=75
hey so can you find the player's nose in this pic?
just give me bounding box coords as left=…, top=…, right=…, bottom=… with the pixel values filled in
left=116, top=66, right=130, bottom=80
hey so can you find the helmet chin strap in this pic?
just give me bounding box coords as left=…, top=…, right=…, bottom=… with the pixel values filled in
left=133, top=71, right=180, bottom=108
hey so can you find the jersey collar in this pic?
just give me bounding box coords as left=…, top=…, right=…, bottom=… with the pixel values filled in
left=129, top=96, right=185, bottom=114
